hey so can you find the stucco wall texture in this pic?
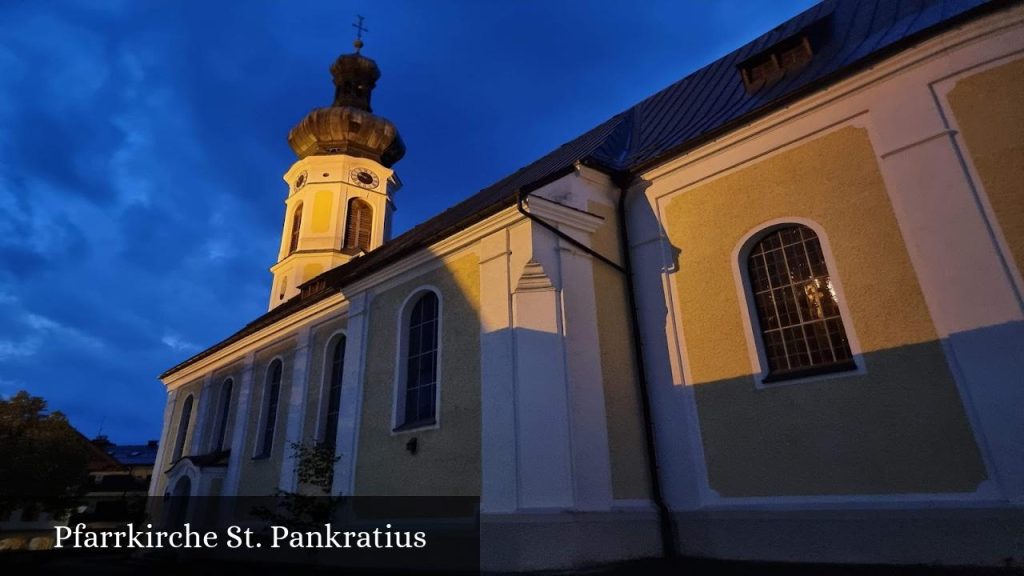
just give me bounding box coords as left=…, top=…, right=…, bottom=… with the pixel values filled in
left=589, top=201, right=652, bottom=500
left=663, top=127, right=985, bottom=496
left=354, top=253, right=482, bottom=496
left=947, top=57, right=1024, bottom=281
left=237, top=337, right=296, bottom=496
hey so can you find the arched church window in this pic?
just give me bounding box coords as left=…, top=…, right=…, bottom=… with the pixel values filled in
left=172, top=394, right=193, bottom=462
left=322, top=335, right=346, bottom=449
left=257, top=360, right=283, bottom=458
left=288, top=203, right=303, bottom=254
left=214, top=378, right=233, bottom=452
left=396, top=291, right=439, bottom=430
left=746, top=224, right=854, bottom=382
left=344, top=198, right=373, bottom=252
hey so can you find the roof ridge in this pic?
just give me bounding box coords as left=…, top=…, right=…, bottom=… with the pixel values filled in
left=161, top=0, right=1002, bottom=380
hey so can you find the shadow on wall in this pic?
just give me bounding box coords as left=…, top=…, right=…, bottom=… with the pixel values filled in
left=350, top=252, right=482, bottom=498
left=626, top=185, right=1008, bottom=499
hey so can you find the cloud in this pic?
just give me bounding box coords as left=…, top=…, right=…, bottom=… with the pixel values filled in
left=161, top=334, right=199, bottom=353
left=0, top=311, right=99, bottom=363
left=25, top=311, right=104, bottom=348
left=0, top=339, right=40, bottom=361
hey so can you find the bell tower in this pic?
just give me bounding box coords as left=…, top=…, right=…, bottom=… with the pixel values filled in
left=270, top=22, right=405, bottom=309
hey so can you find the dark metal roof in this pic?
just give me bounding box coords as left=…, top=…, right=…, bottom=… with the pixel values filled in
left=105, top=443, right=160, bottom=466
left=162, top=0, right=1005, bottom=379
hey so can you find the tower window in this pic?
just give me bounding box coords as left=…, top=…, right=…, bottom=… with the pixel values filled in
left=172, top=394, right=194, bottom=462
left=344, top=198, right=373, bottom=252
left=288, top=203, right=303, bottom=254
left=395, top=290, right=439, bottom=430
left=256, top=359, right=283, bottom=458
left=321, top=335, right=346, bottom=449
left=746, top=225, right=854, bottom=382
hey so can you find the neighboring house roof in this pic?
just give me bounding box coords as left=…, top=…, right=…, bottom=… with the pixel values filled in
left=105, top=444, right=159, bottom=467
left=161, top=0, right=1005, bottom=379
left=79, top=433, right=126, bottom=473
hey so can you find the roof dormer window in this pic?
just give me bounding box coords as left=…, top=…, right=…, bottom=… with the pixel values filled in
left=740, top=35, right=813, bottom=93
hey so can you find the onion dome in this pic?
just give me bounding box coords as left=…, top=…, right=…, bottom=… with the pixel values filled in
left=287, top=39, right=405, bottom=167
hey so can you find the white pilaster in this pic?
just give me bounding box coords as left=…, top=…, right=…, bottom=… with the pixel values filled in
left=556, top=238, right=614, bottom=511
left=479, top=229, right=518, bottom=513
left=869, top=71, right=1024, bottom=502
left=512, top=253, right=574, bottom=509
left=279, top=326, right=313, bottom=492
left=626, top=187, right=709, bottom=510
left=223, top=352, right=256, bottom=496
left=333, top=292, right=370, bottom=496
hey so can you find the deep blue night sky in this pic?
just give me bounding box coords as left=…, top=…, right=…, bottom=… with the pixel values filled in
left=0, top=1, right=817, bottom=443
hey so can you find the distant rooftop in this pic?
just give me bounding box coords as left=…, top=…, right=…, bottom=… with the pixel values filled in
left=92, top=436, right=159, bottom=466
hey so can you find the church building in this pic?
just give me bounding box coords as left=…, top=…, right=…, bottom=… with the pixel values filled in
left=152, top=0, right=1024, bottom=569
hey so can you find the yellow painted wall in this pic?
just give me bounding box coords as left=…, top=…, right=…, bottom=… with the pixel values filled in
left=354, top=253, right=482, bottom=496
left=302, top=264, right=324, bottom=283
left=312, top=189, right=333, bottom=234
left=236, top=337, right=296, bottom=496
left=662, top=127, right=985, bottom=496
left=589, top=201, right=651, bottom=500
left=947, top=57, right=1024, bottom=279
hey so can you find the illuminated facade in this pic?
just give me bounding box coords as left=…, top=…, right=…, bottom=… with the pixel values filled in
left=153, top=0, right=1024, bottom=570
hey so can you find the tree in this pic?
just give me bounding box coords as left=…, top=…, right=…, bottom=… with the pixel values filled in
left=0, top=391, right=90, bottom=519
left=251, top=442, right=342, bottom=530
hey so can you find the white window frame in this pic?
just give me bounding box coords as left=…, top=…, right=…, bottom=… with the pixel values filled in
left=390, top=286, right=443, bottom=435
left=732, top=217, right=866, bottom=389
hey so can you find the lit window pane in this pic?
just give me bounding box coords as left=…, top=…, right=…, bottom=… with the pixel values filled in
left=747, top=225, right=854, bottom=379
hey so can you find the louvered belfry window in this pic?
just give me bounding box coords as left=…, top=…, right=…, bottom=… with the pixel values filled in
left=747, top=225, right=854, bottom=381
left=344, top=198, right=373, bottom=252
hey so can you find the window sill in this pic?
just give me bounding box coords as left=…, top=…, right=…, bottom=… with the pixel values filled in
left=392, top=419, right=436, bottom=433
left=761, top=360, right=858, bottom=384
left=251, top=452, right=272, bottom=461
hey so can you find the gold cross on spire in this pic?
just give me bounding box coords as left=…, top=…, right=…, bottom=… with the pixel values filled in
left=352, top=15, right=368, bottom=52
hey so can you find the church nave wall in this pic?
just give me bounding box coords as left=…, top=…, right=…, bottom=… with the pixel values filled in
left=235, top=336, right=298, bottom=496
left=354, top=252, right=482, bottom=496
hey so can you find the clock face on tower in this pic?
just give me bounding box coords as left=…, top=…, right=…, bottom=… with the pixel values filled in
left=350, top=167, right=380, bottom=189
